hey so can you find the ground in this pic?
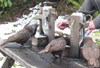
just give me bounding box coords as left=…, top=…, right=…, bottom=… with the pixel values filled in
left=0, top=0, right=76, bottom=24
left=0, top=0, right=36, bottom=23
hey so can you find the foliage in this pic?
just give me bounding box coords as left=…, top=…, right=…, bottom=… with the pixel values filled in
left=68, top=0, right=84, bottom=8
left=93, top=30, right=100, bottom=33
left=0, top=57, right=3, bottom=61
left=13, top=63, right=18, bottom=67
left=90, top=30, right=100, bottom=47
left=23, top=0, right=28, bottom=2
left=96, top=39, right=100, bottom=47
left=93, top=11, right=99, bottom=18
left=33, top=17, right=39, bottom=20
left=0, top=0, right=12, bottom=8
left=37, top=0, right=46, bottom=2
left=0, top=0, right=46, bottom=10
left=68, top=0, right=99, bottom=17
left=31, top=0, right=45, bottom=3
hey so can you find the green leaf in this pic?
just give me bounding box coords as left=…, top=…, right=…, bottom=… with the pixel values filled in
left=78, top=0, right=84, bottom=5
left=33, top=17, right=39, bottom=20
left=0, top=0, right=4, bottom=2
left=0, top=3, right=4, bottom=7
left=69, top=0, right=81, bottom=8
left=13, top=63, right=18, bottom=67
left=93, top=30, right=100, bottom=33
left=93, top=11, right=99, bottom=18
left=13, top=24, right=17, bottom=27
left=96, top=39, right=100, bottom=47
left=12, top=30, right=16, bottom=33
left=8, top=0, right=12, bottom=7
left=0, top=57, right=3, bottom=61
left=4, top=1, right=8, bottom=7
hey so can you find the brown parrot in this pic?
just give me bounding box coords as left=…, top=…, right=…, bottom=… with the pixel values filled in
left=82, top=37, right=100, bottom=68
left=0, top=21, right=38, bottom=48
left=38, top=36, right=68, bottom=59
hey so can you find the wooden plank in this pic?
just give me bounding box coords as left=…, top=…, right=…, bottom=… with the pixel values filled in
left=0, top=42, right=60, bottom=68
left=0, top=39, right=88, bottom=68
left=31, top=45, right=88, bottom=68
left=0, top=56, right=14, bottom=68
left=1, top=57, right=9, bottom=68
left=39, top=19, right=44, bottom=35
left=36, top=7, right=45, bottom=19
left=36, top=14, right=46, bottom=19
left=70, top=16, right=80, bottom=58
left=48, top=8, right=57, bottom=42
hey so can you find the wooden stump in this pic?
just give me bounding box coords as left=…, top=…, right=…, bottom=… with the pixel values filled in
left=70, top=16, right=80, bottom=58
left=48, top=8, right=57, bottom=42
left=1, top=56, right=15, bottom=68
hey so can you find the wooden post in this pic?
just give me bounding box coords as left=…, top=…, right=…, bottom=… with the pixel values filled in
left=38, top=7, right=44, bottom=35
left=1, top=56, right=15, bottom=68
left=39, top=19, right=44, bottom=35
left=70, top=16, right=80, bottom=58
left=48, top=8, right=57, bottom=42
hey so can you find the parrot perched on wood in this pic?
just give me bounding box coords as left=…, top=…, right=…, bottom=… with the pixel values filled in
left=82, top=37, right=100, bottom=68
left=38, top=36, right=69, bottom=60
left=0, top=21, right=39, bottom=48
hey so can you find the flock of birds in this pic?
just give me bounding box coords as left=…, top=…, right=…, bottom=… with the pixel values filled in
left=0, top=20, right=100, bottom=68
left=0, top=2, right=100, bottom=68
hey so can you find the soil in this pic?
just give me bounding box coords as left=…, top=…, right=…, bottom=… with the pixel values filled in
left=0, top=0, right=37, bottom=24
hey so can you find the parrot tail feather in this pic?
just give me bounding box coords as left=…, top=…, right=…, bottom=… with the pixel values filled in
left=38, top=49, right=48, bottom=54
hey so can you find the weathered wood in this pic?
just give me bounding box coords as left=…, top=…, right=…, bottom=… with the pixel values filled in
left=39, top=19, right=44, bottom=35
left=0, top=42, right=60, bottom=68
left=1, top=57, right=9, bottom=68
left=36, top=14, right=46, bottom=19
left=36, top=7, right=46, bottom=19
left=31, top=45, right=88, bottom=68
left=0, top=39, right=88, bottom=68
left=0, top=50, right=7, bottom=56
left=0, top=56, right=14, bottom=68
left=32, top=36, right=48, bottom=47
left=70, top=16, right=80, bottom=58
left=48, top=8, right=57, bottom=42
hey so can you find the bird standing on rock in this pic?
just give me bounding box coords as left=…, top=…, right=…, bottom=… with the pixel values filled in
left=0, top=20, right=39, bottom=48
left=38, top=36, right=68, bottom=60
left=82, top=37, right=100, bottom=68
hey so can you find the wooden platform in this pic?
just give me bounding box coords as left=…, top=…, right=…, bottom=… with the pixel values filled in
left=0, top=39, right=88, bottom=68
